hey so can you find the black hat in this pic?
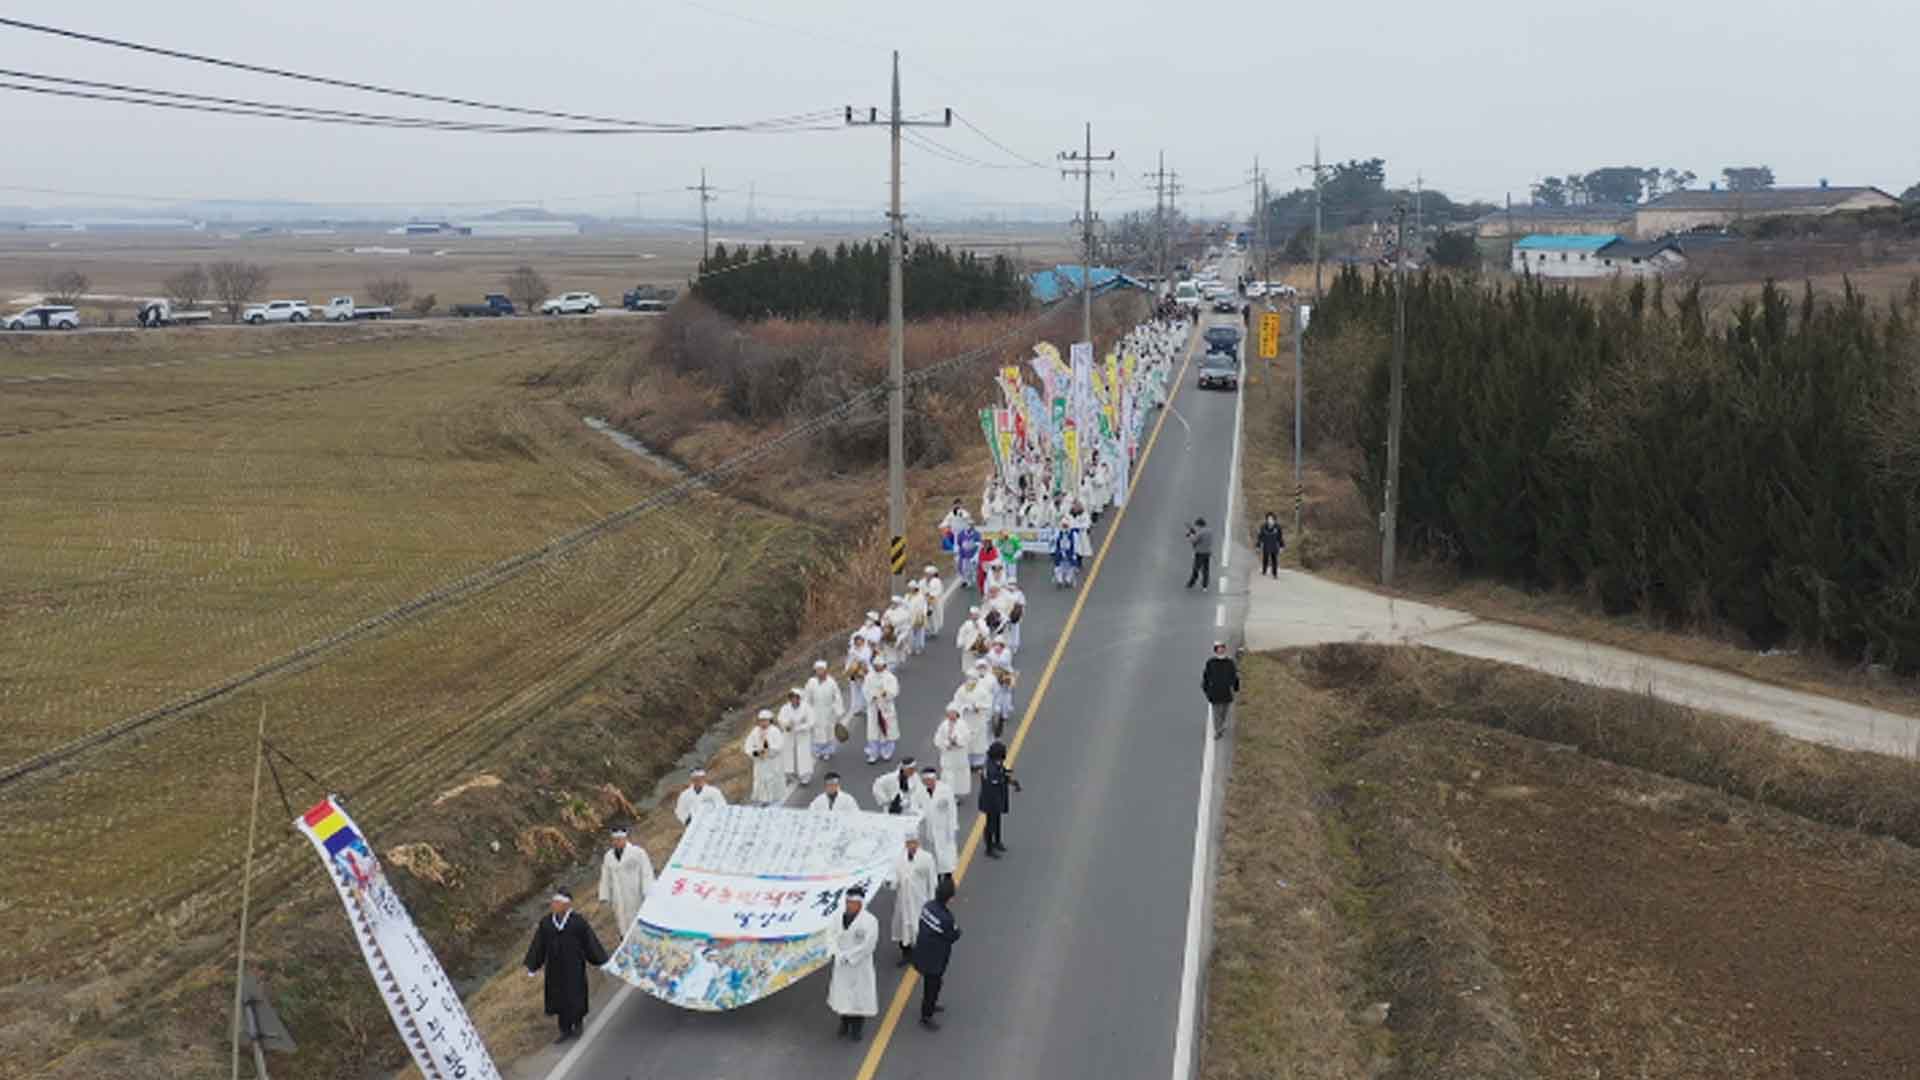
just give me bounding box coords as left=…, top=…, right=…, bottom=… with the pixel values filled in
left=846, top=884, right=867, bottom=898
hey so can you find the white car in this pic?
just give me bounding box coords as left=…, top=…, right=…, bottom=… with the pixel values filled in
left=540, top=292, right=600, bottom=316
left=1245, top=282, right=1268, bottom=299
left=1173, top=281, right=1202, bottom=311
left=5, top=304, right=80, bottom=330
left=241, top=300, right=311, bottom=325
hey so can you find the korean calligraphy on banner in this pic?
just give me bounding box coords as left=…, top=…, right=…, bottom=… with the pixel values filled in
left=606, top=805, right=921, bottom=1011
left=297, top=797, right=500, bottom=1080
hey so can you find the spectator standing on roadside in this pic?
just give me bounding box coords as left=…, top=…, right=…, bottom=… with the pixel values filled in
left=1185, top=517, right=1214, bottom=589
left=1257, top=512, right=1285, bottom=578
left=1202, top=641, right=1240, bottom=738
left=978, top=740, right=1022, bottom=858
left=913, top=878, right=962, bottom=1030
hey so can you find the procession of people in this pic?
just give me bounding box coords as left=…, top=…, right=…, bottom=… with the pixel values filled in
left=538, top=310, right=1191, bottom=1045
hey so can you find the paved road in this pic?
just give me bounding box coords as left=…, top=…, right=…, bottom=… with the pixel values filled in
left=532, top=263, right=1252, bottom=1080
left=1245, top=570, right=1920, bottom=756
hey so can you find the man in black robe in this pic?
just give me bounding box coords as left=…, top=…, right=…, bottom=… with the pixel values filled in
left=524, top=888, right=609, bottom=1042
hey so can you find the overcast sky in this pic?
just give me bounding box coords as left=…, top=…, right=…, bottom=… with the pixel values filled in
left=4, top=0, right=1915, bottom=220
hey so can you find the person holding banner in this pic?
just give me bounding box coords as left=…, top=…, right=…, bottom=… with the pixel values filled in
left=863, top=656, right=901, bottom=764
left=674, top=769, right=727, bottom=825
left=778, top=687, right=814, bottom=787
left=808, top=771, right=861, bottom=814
left=804, top=660, right=845, bottom=765
left=829, top=885, right=881, bottom=1041
left=890, top=835, right=939, bottom=966
left=524, top=888, right=609, bottom=1043
left=596, top=828, right=654, bottom=938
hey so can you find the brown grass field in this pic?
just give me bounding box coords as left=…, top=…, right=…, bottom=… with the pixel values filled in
left=1204, top=645, right=1920, bottom=1079
left=0, top=315, right=825, bottom=1078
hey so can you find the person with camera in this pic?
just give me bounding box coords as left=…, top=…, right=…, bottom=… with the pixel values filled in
left=978, top=740, right=1023, bottom=858
left=1185, top=517, right=1215, bottom=589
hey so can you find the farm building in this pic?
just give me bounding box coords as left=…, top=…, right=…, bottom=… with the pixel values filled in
left=1510, top=234, right=1619, bottom=278
left=1474, top=204, right=1634, bottom=239
left=1633, top=185, right=1898, bottom=237
left=1027, top=265, right=1147, bottom=303
left=1594, top=238, right=1687, bottom=277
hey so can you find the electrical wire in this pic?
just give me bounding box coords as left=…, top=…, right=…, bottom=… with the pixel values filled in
left=0, top=16, right=840, bottom=132
left=949, top=112, right=1053, bottom=169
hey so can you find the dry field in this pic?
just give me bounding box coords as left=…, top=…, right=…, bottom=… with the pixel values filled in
left=1205, top=645, right=1920, bottom=1079
left=0, top=316, right=824, bottom=1078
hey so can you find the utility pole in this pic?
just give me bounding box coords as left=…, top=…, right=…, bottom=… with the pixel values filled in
left=1248, top=155, right=1264, bottom=288
left=1297, top=138, right=1327, bottom=302
left=687, top=168, right=716, bottom=258
left=1060, top=123, right=1116, bottom=346
left=846, top=52, right=950, bottom=595
left=1145, top=152, right=1170, bottom=293
left=1381, top=202, right=1408, bottom=588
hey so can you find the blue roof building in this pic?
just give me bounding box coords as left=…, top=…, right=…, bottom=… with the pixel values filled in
left=1510, top=233, right=1621, bottom=278
left=1028, top=264, right=1147, bottom=303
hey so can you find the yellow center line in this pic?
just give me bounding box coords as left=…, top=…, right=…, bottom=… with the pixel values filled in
left=851, top=326, right=1203, bottom=1079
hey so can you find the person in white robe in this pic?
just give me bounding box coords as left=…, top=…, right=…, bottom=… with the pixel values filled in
left=808, top=771, right=861, bottom=814
left=803, top=660, right=845, bottom=763
left=595, top=827, right=654, bottom=938
left=845, top=634, right=872, bottom=717
left=906, top=585, right=930, bottom=656
left=1004, top=582, right=1027, bottom=654
left=862, top=657, right=901, bottom=764
left=744, top=710, right=787, bottom=806
left=861, top=612, right=885, bottom=653
left=883, top=598, right=913, bottom=669
left=955, top=606, right=987, bottom=678
left=889, top=835, right=939, bottom=964
left=985, top=641, right=1016, bottom=731
left=871, top=758, right=918, bottom=815
left=922, top=566, right=946, bottom=638
left=956, top=665, right=995, bottom=770
left=829, top=886, right=880, bottom=1041
left=673, top=769, right=726, bottom=825
left=932, top=706, right=971, bottom=797
left=776, top=687, right=814, bottom=785
left=913, top=767, right=961, bottom=886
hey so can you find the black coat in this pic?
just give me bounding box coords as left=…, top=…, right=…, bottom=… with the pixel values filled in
left=1202, top=656, right=1240, bottom=704
left=912, top=899, right=962, bottom=976
left=524, top=911, right=609, bottom=1019
left=1257, top=521, right=1285, bottom=554
left=978, top=760, right=1015, bottom=814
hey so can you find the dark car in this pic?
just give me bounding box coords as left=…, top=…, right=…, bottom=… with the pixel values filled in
left=1204, top=326, right=1241, bottom=355
left=451, top=294, right=515, bottom=317
left=1212, top=296, right=1239, bottom=314
left=1197, top=353, right=1239, bottom=391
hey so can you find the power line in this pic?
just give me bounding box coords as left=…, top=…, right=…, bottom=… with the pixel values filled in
left=0, top=16, right=837, bottom=132
left=0, top=79, right=844, bottom=135
left=950, top=112, right=1053, bottom=169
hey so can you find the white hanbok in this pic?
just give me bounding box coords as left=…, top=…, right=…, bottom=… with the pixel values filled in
left=803, top=674, right=845, bottom=758
left=674, top=783, right=726, bottom=825
left=808, top=789, right=862, bottom=814
left=863, top=669, right=901, bottom=747
left=933, top=715, right=972, bottom=797
left=827, top=908, right=881, bottom=1017
left=924, top=574, right=945, bottom=636
left=955, top=618, right=986, bottom=678
left=744, top=725, right=786, bottom=805
left=954, top=677, right=995, bottom=764
left=890, top=846, right=939, bottom=947
left=777, top=700, right=813, bottom=782
left=913, top=781, right=961, bottom=875
left=871, top=768, right=917, bottom=816
left=596, top=844, right=655, bottom=936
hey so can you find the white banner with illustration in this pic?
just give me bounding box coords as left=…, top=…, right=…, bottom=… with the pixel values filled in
left=297, top=796, right=500, bottom=1080
left=606, top=804, right=921, bottom=1011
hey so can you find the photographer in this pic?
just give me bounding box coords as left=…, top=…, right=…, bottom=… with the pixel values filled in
left=1185, top=517, right=1214, bottom=590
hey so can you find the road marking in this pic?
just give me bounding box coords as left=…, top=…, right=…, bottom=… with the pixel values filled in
left=853, top=327, right=1203, bottom=1080
left=1170, top=312, right=1247, bottom=1080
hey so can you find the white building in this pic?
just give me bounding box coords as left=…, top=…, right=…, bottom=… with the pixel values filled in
left=455, top=219, right=581, bottom=238
left=1510, top=234, right=1617, bottom=278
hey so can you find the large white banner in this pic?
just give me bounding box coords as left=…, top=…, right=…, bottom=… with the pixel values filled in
left=297, top=797, right=499, bottom=1080
left=606, top=805, right=920, bottom=1011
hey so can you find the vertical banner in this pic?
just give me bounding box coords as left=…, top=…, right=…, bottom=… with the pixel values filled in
left=994, top=408, right=1014, bottom=473
left=298, top=797, right=500, bottom=1080
left=979, top=408, right=1001, bottom=475
left=1063, top=424, right=1079, bottom=490
left=1114, top=387, right=1134, bottom=507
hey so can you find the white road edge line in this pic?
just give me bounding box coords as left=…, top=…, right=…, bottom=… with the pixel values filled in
left=1171, top=304, right=1247, bottom=1080
left=548, top=574, right=968, bottom=1079
left=1215, top=605, right=1225, bottom=628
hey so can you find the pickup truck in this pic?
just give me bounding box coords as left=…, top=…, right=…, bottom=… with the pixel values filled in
left=540, top=291, right=600, bottom=316
left=241, top=300, right=311, bottom=325
left=451, top=294, right=515, bottom=317
left=137, top=300, right=214, bottom=327
left=323, top=297, right=394, bottom=321
left=622, top=285, right=677, bottom=310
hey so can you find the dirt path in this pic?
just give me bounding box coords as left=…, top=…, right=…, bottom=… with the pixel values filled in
left=1243, top=570, right=1920, bottom=757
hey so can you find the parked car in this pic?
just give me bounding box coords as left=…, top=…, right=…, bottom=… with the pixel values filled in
left=323, top=297, right=393, bottom=321
left=621, top=285, right=678, bottom=310
left=1204, top=326, right=1242, bottom=355
left=1245, top=282, right=1268, bottom=299
left=136, top=300, right=213, bottom=327
left=1173, top=281, right=1202, bottom=312
left=540, top=292, right=600, bottom=316
left=1212, top=296, right=1240, bottom=314
left=241, top=300, right=311, bottom=325
left=451, top=294, right=515, bottom=317
left=1197, top=352, right=1240, bottom=391
left=4, top=304, right=79, bottom=330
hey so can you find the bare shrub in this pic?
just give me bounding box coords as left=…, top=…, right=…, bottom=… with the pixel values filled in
left=208, top=260, right=270, bottom=322
left=411, top=293, right=438, bottom=318
left=38, top=269, right=90, bottom=305
left=503, top=265, right=549, bottom=313
left=366, top=275, right=413, bottom=308
left=161, top=264, right=208, bottom=308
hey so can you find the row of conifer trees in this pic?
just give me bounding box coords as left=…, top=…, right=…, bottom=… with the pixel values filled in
left=691, top=240, right=1028, bottom=322
left=1311, top=267, right=1920, bottom=671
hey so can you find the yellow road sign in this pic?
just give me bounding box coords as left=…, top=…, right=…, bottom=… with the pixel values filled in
left=889, top=534, right=907, bottom=574
left=1258, top=311, right=1282, bottom=360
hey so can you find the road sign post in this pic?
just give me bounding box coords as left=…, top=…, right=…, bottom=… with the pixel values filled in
left=888, top=534, right=907, bottom=576
left=1257, top=311, right=1281, bottom=360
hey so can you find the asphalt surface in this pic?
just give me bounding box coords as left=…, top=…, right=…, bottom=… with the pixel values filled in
left=537, top=267, right=1252, bottom=1080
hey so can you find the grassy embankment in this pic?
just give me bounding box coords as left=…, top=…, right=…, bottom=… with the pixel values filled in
left=0, top=317, right=823, bottom=1079
left=1203, top=644, right=1920, bottom=1078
